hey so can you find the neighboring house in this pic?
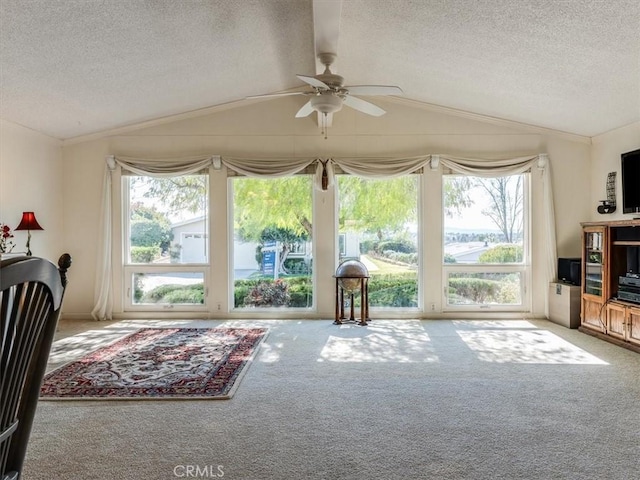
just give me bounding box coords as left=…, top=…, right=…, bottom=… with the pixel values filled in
left=339, top=231, right=362, bottom=260
left=234, top=238, right=259, bottom=271
left=445, top=242, right=492, bottom=263
left=170, top=216, right=207, bottom=264
left=170, top=217, right=311, bottom=274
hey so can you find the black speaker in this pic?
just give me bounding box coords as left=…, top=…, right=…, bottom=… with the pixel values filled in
left=627, top=247, right=640, bottom=275
left=570, top=261, right=582, bottom=286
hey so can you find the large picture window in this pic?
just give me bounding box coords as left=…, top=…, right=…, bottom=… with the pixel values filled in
left=123, top=174, right=209, bottom=310
left=443, top=173, right=528, bottom=310
left=231, top=176, right=314, bottom=310
left=337, top=175, right=420, bottom=309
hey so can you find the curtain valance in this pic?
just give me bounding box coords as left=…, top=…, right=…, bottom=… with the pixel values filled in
left=221, top=156, right=318, bottom=178
left=106, top=153, right=547, bottom=185
left=111, top=155, right=216, bottom=176
left=433, top=154, right=543, bottom=176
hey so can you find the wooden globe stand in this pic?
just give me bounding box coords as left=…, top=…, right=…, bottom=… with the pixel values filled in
left=334, top=275, right=370, bottom=326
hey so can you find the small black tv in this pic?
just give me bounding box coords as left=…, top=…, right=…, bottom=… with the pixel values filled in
left=558, top=257, right=581, bottom=286
left=621, top=148, right=640, bottom=214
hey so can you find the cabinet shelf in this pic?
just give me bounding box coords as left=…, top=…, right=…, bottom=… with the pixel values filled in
left=581, top=219, right=640, bottom=351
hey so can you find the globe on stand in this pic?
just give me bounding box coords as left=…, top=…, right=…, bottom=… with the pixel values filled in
left=334, top=260, right=370, bottom=325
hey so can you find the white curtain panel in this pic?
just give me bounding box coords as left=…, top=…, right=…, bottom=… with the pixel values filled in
left=92, top=153, right=556, bottom=320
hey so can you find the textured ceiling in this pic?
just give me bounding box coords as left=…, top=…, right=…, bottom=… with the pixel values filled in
left=0, top=0, right=639, bottom=140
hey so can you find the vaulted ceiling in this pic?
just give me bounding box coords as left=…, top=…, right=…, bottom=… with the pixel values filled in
left=1, top=0, right=638, bottom=141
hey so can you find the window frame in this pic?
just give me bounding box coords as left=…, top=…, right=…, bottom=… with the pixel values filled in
left=335, top=172, right=423, bottom=312
left=121, top=173, right=210, bottom=312
left=123, top=266, right=209, bottom=311
left=441, top=172, right=531, bottom=312
left=228, top=174, right=317, bottom=312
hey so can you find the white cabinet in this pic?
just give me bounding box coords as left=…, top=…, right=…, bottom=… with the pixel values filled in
left=548, top=282, right=581, bottom=329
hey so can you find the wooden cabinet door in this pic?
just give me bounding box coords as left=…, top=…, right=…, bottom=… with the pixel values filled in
left=626, top=306, right=640, bottom=346
left=582, top=227, right=608, bottom=300
left=582, top=298, right=605, bottom=332
left=606, top=303, right=627, bottom=340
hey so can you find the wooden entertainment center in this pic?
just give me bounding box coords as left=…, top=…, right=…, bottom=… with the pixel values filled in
left=580, top=220, right=640, bottom=353
left=580, top=219, right=640, bottom=352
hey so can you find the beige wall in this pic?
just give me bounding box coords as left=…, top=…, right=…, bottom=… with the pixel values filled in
left=590, top=122, right=640, bottom=221
left=60, top=138, right=110, bottom=317
left=0, top=119, right=63, bottom=262
left=55, top=98, right=594, bottom=319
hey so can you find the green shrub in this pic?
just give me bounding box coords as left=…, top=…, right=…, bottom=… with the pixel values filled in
left=234, top=281, right=254, bottom=308
left=288, top=280, right=313, bottom=307
left=163, top=285, right=204, bottom=304
left=130, top=246, right=161, bottom=263
left=169, top=244, right=182, bottom=262
left=496, top=279, right=521, bottom=304
left=235, top=276, right=312, bottom=308
left=236, top=273, right=420, bottom=309
left=284, top=258, right=310, bottom=274
left=377, top=239, right=416, bottom=254
left=141, top=283, right=204, bottom=304
left=478, top=244, right=523, bottom=263
left=359, top=239, right=377, bottom=254
left=368, top=273, right=418, bottom=307
left=244, top=279, right=291, bottom=307
left=382, top=251, right=418, bottom=265
left=444, top=253, right=457, bottom=264
left=448, top=277, right=501, bottom=303
left=133, top=275, right=144, bottom=302
left=130, top=218, right=172, bottom=251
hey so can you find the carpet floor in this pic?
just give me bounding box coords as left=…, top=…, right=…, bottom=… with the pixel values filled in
left=22, top=318, right=640, bottom=480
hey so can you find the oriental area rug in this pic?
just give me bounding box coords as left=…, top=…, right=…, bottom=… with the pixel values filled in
left=40, top=327, right=268, bottom=400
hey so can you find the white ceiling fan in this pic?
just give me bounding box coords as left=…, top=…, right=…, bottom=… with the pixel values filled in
left=246, top=0, right=402, bottom=135
left=249, top=52, right=402, bottom=118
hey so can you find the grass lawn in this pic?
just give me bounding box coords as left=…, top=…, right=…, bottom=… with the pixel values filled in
left=362, top=254, right=414, bottom=274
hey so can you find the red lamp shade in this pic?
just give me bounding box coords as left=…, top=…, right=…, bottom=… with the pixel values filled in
left=15, top=212, right=43, bottom=231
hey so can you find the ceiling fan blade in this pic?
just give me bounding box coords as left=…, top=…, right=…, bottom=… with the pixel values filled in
left=246, top=92, right=306, bottom=99
left=342, top=95, right=386, bottom=117
left=295, top=100, right=315, bottom=118
left=346, top=85, right=404, bottom=96
left=297, top=74, right=330, bottom=89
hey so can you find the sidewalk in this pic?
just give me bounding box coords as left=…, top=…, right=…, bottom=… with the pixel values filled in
left=359, top=254, right=379, bottom=272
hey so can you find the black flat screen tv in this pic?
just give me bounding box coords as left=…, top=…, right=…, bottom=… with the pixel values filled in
left=621, top=148, right=640, bottom=214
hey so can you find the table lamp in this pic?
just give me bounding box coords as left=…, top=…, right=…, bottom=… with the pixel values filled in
left=15, top=211, right=43, bottom=256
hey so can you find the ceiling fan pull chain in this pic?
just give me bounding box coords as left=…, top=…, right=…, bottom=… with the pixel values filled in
left=323, top=113, right=328, bottom=140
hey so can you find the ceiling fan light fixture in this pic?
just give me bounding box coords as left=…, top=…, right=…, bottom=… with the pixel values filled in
left=310, top=94, right=343, bottom=114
